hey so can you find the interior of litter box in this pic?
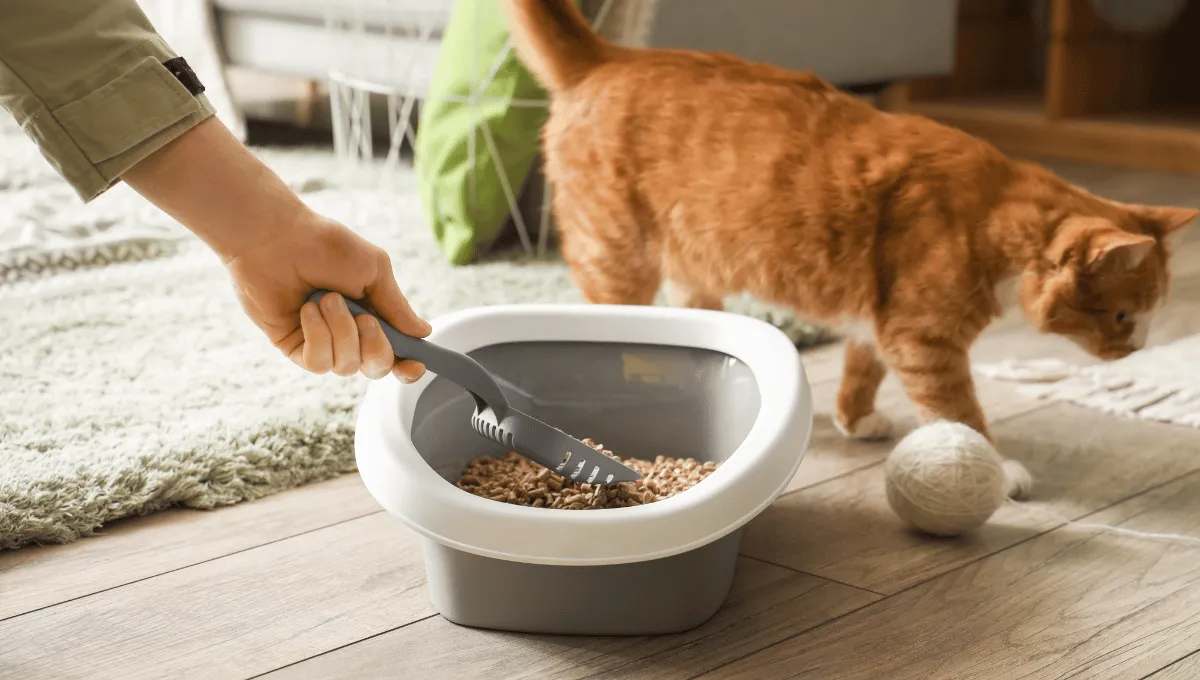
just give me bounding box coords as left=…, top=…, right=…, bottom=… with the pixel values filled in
left=410, top=341, right=761, bottom=482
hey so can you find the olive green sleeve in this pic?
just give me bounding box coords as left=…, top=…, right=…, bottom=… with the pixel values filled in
left=0, top=0, right=217, bottom=202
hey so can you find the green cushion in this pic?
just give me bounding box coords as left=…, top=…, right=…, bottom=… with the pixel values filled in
left=415, top=0, right=550, bottom=265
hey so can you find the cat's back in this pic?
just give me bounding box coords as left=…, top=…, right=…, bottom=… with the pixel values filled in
left=540, top=47, right=887, bottom=216
left=542, top=48, right=848, bottom=154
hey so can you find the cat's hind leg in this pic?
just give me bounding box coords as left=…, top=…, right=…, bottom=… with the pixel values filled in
left=555, top=193, right=662, bottom=305
left=666, top=279, right=724, bottom=311
left=835, top=339, right=893, bottom=440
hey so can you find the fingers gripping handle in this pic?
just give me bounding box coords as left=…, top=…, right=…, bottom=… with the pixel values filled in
left=307, top=290, right=509, bottom=412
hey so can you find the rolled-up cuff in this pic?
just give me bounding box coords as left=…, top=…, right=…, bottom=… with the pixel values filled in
left=15, top=38, right=216, bottom=202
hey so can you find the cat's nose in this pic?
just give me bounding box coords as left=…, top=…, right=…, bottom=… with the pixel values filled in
left=1104, top=346, right=1135, bottom=360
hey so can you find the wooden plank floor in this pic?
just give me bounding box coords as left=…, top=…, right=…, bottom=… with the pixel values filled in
left=4, top=162, right=1200, bottom=679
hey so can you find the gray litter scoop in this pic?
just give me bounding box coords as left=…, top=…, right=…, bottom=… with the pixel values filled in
left=309, top=290, right=643, bottom=484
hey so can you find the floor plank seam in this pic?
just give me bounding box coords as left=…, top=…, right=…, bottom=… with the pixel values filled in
left=0, top=508, right=385, bottom=624
left=680, top=591, right=890, bottom=680
left=691, top=467, right=1200, bottom=680
left=1056, top=467, right=1200, bottom=535
left=1140, top=647, right=1200, bottom=680
left=242, top=613, right=440, bottom=680
left=737, top=554, right=886, bottom=597
left=774, top=460, right=885, bottom=501
left=574, top=583, right=881, bottom=680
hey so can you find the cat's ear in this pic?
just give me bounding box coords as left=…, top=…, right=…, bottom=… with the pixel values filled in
left=1086, top=229, right=1156, bottom=271
left=1121, top=203, right=1198, bottom=237
left=1047, top=217, right=1156, bottom=270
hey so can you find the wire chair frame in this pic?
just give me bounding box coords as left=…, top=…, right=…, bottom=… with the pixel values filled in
left=324, top=0, right=618, bottom=258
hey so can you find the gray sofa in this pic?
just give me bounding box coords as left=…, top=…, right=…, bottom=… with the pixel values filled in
left=215, top=0, right=449, bottom=95
left=212, top=0, right=957, bottom=109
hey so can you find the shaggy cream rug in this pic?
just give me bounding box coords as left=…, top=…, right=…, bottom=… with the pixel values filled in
left=0, top=120, right=825, bottom=550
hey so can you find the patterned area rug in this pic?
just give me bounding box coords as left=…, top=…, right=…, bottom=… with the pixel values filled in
left=0, top=119, right=826, bottom=550
left=976, top=337, right=1200, bottom=429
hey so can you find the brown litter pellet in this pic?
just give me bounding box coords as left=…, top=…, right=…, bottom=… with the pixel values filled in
left=455, top=438, right=720, bottom=509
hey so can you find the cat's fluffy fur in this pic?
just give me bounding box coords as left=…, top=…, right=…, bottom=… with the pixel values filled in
left=504, top=0, right=1198, bottom=482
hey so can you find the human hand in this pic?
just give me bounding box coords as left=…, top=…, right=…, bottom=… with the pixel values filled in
left=225, top=211, right=431, bottom=382
left=121, top=117, right=429, bottom=382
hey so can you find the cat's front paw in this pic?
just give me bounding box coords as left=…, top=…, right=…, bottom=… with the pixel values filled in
left=834, top=411, right=894, bottom=440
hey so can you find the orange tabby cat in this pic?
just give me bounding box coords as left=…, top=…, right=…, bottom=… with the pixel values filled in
left=503, top=0, right=1198, bottom=488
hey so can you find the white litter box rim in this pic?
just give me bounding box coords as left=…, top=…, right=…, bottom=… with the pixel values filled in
left=355, top=303, right=813, bottom=567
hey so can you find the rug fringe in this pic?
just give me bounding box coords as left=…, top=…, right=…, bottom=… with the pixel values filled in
left=1019, top=374, right=1200, bottom=428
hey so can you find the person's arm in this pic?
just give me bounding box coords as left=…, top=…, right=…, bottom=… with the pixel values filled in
left=1, top=0, right=429, bottom=380
left=123, top=116, right=431, bottom=382
left=0, top=0, right=214, bottom=202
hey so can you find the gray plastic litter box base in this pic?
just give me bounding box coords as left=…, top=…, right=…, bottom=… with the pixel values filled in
left=424, top=530, right=743, bottom=635
left=411, top=341, right=761, bottom=635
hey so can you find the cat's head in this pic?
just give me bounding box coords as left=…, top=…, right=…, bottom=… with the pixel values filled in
left=1021, top=202, right=1198, bottom=360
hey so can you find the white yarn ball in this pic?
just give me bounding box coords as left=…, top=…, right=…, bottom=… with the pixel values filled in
left=884, top=421, right=1007, bottom=537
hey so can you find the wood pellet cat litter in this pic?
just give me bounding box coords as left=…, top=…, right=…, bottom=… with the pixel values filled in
left=456, top=439, right=720, bottom=509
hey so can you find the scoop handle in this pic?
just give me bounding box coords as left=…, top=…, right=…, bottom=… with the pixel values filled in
left=307, top=290, right=508, bottom=411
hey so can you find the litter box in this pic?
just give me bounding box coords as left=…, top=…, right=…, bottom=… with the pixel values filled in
left=354, top=304, right=813, bottom=635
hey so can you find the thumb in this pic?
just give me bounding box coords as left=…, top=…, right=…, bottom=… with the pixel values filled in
left=365, top=255, right=431, bottom=338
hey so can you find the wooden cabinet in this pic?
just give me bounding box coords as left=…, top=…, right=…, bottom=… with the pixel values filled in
left=884, top=0, right=1200, bottom=173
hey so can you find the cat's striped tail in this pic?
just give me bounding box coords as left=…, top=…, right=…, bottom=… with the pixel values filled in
left=502, top=0, right=610, bottom=91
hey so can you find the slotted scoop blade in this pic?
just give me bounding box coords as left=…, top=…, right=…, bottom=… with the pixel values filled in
left=473, top=407, right=642, bottom=484
left=309, top=291, right=643, bottom=484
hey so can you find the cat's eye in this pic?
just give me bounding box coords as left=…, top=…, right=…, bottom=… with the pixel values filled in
left=1116, top=310, right=1128, bottom=324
